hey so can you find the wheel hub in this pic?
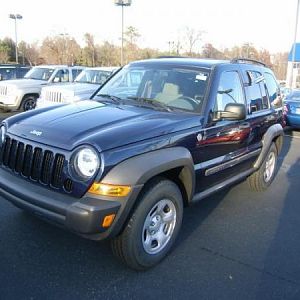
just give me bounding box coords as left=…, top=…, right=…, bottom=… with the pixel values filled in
left=142, top=199, right=177, bottom=255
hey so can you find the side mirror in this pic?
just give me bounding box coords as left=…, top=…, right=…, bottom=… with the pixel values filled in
left=213, top=103, right=246, bottom=121
left=0, top=74, right=2, bottom=81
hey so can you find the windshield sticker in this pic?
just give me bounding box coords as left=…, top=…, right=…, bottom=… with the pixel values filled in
left=196, top=73, right=208, bottom=81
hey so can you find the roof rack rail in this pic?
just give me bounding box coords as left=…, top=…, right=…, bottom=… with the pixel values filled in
left=230, top=57, right=266, bottom=67
left=156, top=55, right=185, bottom=59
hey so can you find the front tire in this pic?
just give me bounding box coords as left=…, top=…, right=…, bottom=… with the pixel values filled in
left=111, top=178, right=183, bottom=270
left=248, top=143, right=278, bottom=191
left=21, top=96, right=37, bottom=111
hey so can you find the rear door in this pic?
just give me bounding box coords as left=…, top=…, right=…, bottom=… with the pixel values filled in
left=194, top=65, right=258, bottom=193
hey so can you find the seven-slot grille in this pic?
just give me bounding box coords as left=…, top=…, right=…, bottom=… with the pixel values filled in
left=0, top=136, right=71, bottom=191
left=45, top=90, right=63, bottom=103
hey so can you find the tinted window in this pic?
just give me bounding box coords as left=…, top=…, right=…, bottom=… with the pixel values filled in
left=247, top=71, right=269, bottom=112
left=264, top=72, right=282, bottom=108
left=214, top=71, right=245, bottom=111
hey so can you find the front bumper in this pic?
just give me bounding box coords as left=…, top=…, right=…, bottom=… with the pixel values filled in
left=0, top=95, right=21, bottom=110
left=0, top=168, right=142, bottom=240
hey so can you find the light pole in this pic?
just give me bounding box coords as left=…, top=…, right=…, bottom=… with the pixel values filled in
left=9, top=14, right=23, bottom=64
left=114, top=0, right=132, bottom=65
left=290, top=0, right=300, bottom=88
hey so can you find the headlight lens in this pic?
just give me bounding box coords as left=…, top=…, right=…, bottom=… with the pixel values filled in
left=0, top=125, right=6, bottom=146
left=73, top=147, right=100, bottom=178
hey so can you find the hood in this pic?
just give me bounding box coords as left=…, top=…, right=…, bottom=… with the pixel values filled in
left=0, top=78, right=46, bottom=88
left=43, top=82, right=97, bottom=95
left=6, top=100, right=202, bottom=152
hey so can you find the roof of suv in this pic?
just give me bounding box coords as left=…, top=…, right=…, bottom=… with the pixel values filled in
left=129, top=57, right=268, bottom=70
left=32, top=65, right=84, bottom=69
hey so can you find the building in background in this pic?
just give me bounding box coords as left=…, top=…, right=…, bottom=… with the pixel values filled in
left=286, top=43, right=300, bottom=88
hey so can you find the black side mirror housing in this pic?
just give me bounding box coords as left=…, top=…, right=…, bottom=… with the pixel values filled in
left=213, top=103, right=246, bottom=121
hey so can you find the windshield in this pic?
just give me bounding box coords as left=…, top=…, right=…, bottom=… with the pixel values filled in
left=286, top=91, right=300, bottom=101
left=75, top=69, right=112, bottom=84
left=94, top=64, right=210, bottom=112
left=24, top=67, right=55, bottom=81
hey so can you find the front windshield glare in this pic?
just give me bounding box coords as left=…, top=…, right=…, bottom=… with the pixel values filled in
left=96, top=65, right=209, bottom=112
left=75, top=69, right=111, bottom=84
left=24, top=67, right=55, bottom=81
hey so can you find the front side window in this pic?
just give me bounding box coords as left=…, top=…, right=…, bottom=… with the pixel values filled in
left=214, top=71, right=245, bottom=111
left=95, top=65, right=210, bottom=112
left=24, top=67, right=55, bottom=81
left=72, top=69, right=83, bottom=80
left=53, top=69, right=69, bottom=83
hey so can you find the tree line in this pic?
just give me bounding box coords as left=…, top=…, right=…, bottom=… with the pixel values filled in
left=0, top=26, right=288, bottom=80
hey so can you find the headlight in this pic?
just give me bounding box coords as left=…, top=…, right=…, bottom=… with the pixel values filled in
left=62, top=91, right=75, bottom=102
left=73, top=147, right=100, bottom=179
left=0, top=125, right=6, bottom=147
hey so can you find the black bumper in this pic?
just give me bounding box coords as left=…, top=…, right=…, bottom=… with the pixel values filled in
left=0, top=168, right=133, bottom=240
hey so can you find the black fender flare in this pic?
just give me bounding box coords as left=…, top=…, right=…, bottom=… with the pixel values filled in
left=102, top=147, right=195, bottom=202
left=254, top=123, right=283, bottom=169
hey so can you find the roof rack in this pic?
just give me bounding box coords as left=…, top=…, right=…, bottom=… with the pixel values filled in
left=156, top=56, right=186, bottom=59
left=230, top=57, right=266, bottom=67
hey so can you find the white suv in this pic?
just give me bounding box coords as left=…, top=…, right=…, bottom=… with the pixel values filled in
left=0, top=65, right=84, bottom=111
left=36, top=67, right=118, bottom=109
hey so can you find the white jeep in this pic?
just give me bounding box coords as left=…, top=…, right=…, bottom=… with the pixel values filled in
left=0, top=65, right=84, bottom=111
left=36, top=67, right=118, bottom=109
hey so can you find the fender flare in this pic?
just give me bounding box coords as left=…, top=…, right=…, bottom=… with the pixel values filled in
left=102, top=147, right=195, bottom=202
left=254, top=123, right=283, bottom=169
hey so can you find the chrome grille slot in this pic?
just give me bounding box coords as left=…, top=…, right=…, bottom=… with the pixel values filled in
left=45, top=91, right=63, bottom=103
left=0, top=86, right=8, bottom=96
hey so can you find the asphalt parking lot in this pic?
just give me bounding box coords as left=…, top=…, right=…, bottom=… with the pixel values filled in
left=0, top=111, right=300, bottom=299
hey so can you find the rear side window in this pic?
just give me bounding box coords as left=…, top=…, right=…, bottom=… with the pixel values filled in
left=247, top=71, right=269, bottom=113
left=264, top=72, right=282, bottom=108
left=214, top=71, right=245, bottom=111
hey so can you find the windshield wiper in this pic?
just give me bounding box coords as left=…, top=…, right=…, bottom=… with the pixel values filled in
left=127, top=97, right=173, bottom=112
left=96, top=94, right=122, bottom=104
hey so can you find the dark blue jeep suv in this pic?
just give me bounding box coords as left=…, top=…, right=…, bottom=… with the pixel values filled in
left=0, top=58, right=284, bottom=270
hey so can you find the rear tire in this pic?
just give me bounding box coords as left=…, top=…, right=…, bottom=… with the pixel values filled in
left=248, top=143, right=278, bottom=192
left=111, top=178, right=183, bottom=270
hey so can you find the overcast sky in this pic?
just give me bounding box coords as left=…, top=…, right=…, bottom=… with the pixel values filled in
left=0, top=0, right=298, bottom=53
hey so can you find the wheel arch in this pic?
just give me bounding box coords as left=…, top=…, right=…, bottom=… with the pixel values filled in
left=19, top=93, right=40, bottom=110
left=254, top=123, right=283, bottom=169
left=101, top=147, right=195, bottom=206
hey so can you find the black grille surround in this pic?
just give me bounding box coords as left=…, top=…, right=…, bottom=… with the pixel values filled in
left=0, top=135, right=74, bottom=194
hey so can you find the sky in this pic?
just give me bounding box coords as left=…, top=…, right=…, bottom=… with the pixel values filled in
left=0, top=0, right=298, bottom=54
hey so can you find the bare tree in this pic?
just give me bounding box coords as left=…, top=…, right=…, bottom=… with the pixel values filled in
left=84, top=33, right=96, bottom=66
left=18, top=41, right=40, bottom=66
left=184, top=27, right=204, bottom=56
left=0, top=42, right=10, bottom=63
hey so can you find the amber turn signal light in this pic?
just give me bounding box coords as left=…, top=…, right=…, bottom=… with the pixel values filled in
left=88, top=182, right=131, bottom=197
left=102, top=214, right=116, bottom=228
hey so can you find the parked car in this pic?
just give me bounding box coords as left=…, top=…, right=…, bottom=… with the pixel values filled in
left=280, top=87, right=291, bottom=99
left=284, top=89, right=300, bottom=128
left=0, top=57, right=284, bottom=270
left=36, top=66, right=118, bottom=108
left=0, top=64, right=31, bottom=81
left=0, top=65, right=84, bottom=112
